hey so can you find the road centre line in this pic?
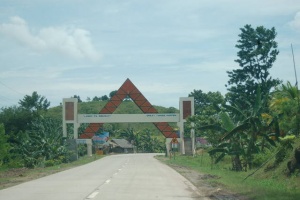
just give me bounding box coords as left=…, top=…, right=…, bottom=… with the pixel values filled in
left=86, top=191, right=99, bottom=199
left=85, top=160, right=128, bottom=199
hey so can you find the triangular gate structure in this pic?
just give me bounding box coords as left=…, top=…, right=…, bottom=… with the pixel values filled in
left=80, top=78, right=178, bottom=139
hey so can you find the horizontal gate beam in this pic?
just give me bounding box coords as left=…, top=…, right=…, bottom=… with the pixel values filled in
left=78, top=113, right=179, bottom=123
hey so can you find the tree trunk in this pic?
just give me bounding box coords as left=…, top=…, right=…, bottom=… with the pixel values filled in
left=287, top=147, right=300, bottom=175
left=232, top=155, right=242, bottom=171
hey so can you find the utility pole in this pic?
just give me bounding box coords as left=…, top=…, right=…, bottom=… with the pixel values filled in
left=291, top=44, right=300, bottom=136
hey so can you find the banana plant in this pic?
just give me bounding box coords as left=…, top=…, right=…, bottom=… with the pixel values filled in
left=15, top=117, right=67, bottom=168
left=202, top=86, right=279, bottom=171
left=201, top=111, right=248, bottom=171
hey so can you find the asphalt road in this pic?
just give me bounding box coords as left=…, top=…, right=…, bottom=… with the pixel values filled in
left=0, top=154, right=203, bottom=200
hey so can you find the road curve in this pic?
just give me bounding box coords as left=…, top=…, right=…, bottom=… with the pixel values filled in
left=0, top=154, right=203, bottom=200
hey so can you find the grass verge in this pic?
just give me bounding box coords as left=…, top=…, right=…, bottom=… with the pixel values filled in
left=157, top=152, right=300, bottom=200
left=0, top=155, right=104, bottom=190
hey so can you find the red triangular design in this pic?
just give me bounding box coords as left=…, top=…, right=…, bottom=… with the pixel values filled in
left=80, top=78, right=177, bottom=138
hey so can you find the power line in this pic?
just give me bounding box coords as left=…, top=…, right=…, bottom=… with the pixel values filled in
left=0, top=80, right=24, bottom=96
left=0, top=80, right=24, bottom=108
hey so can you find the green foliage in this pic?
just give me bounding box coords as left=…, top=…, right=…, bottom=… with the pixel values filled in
left=189, top=89, right=224, bottom=116
left=157, top=154, right=300, bottom=200
left=226, top=24, right=281, bottom=110
left=77, top=144, right=87, bottom=157
left=139, top=129, right=165, bottom=153
left=14, top=118, right=67, bottom=168
left=0, top=92, right=51, bottom=150
left=187, top=90, right=224, bottom=146
left=270, top=81, right=300, bottom=136
left=0, top=90, right=175, bottom=169
left=109, top=90, right=118, bottom=99
left=120, top=128, right=164, bottom=153
left=252, top=148, right=273, bottom=167
left=0, top=124, right=11, bottom=166
left=0, top=106, right=34, bottom=139
left=203, top=88, right=280, bottom=171
left=78, top=101, right=108, bottom=114
left=208, top=24, right=282, bottom=171
left=44, top=159, right=63, bottom=167
left=19, top=91, right=50, bottom=113
left=274, top=136, right=295, bottom=165
left=92, top=95, right=109, bottom=101
left=71, top=95, right=82, bottom=102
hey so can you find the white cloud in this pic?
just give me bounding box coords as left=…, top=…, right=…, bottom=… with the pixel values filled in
left=0, top=16, right=101, bottom=61
left=289, top=11, right=300, bottom=31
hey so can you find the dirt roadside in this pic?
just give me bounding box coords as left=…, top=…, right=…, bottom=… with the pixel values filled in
left=0, top=167, right=66, bottom=190
left=167, top=164, right=249, bottom=200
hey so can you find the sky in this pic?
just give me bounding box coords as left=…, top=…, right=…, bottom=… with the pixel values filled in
left=0, top=0, right=300, bottom=109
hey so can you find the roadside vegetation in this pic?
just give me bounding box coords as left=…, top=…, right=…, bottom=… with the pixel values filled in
left=0, top=91, right=170, bottom=170
left=1, top=24, right=300, bottom=199
left=157, top=141, right=300, bottom=200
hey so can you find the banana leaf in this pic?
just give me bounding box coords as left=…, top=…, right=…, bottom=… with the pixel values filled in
left=220, top=122, right=250, bottom=141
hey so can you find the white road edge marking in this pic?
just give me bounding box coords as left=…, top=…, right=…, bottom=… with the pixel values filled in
left=86, top=191, right=99, bottom=199
left=105, top=179, right=111, bottom=184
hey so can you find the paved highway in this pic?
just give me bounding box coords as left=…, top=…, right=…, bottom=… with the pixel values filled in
left=0, top=154, right=204, bottom=200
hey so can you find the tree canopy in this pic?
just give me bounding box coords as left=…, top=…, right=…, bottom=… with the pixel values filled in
left=226, top=24, right=281, bottom=110
left=19, top=91, right=50, bottom=112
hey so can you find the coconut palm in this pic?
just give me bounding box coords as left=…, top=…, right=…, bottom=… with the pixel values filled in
left=270, top=81, right=300, bottom=135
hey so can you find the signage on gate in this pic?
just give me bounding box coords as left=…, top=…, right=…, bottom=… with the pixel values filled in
left=171, top=137, right=178, bottom=144
left=92, top=132, right=109, bottom=144
left=171, top=137, right=179, bottom=149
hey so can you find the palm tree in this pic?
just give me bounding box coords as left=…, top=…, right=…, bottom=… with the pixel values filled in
left=270, top=81, right=300, bottom=136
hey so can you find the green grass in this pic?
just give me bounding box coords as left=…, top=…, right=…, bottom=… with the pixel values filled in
left=157, top=152, right=300, bottom=200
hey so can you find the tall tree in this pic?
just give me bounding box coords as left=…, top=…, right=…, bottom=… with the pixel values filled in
left=1, top=92, right=50, bottom=143
left=187, top=90, right=224, bottom=146
left=71, top=95, right=82, bottom=102
left=109, top=90, right=118, bottom=99
left=189, top=90, right=224, bottom=116
left=226, top=24, right=281, bottom=110
left=19, top=91, right=50, bottom=112
left=100, top=95, right=109, bottom=101
left=0, top=106, right=32, bottom=137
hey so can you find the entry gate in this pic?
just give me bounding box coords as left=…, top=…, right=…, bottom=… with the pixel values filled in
left=62, top=79, right=194, bottom=155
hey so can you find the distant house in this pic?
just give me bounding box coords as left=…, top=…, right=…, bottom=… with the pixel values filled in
left=196, top=137, right=211, bottom=148
left=110, top=139, right=134, bottom=153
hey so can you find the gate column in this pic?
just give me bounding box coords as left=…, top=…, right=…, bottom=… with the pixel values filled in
left=179, top=97, right=194, bottom=155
